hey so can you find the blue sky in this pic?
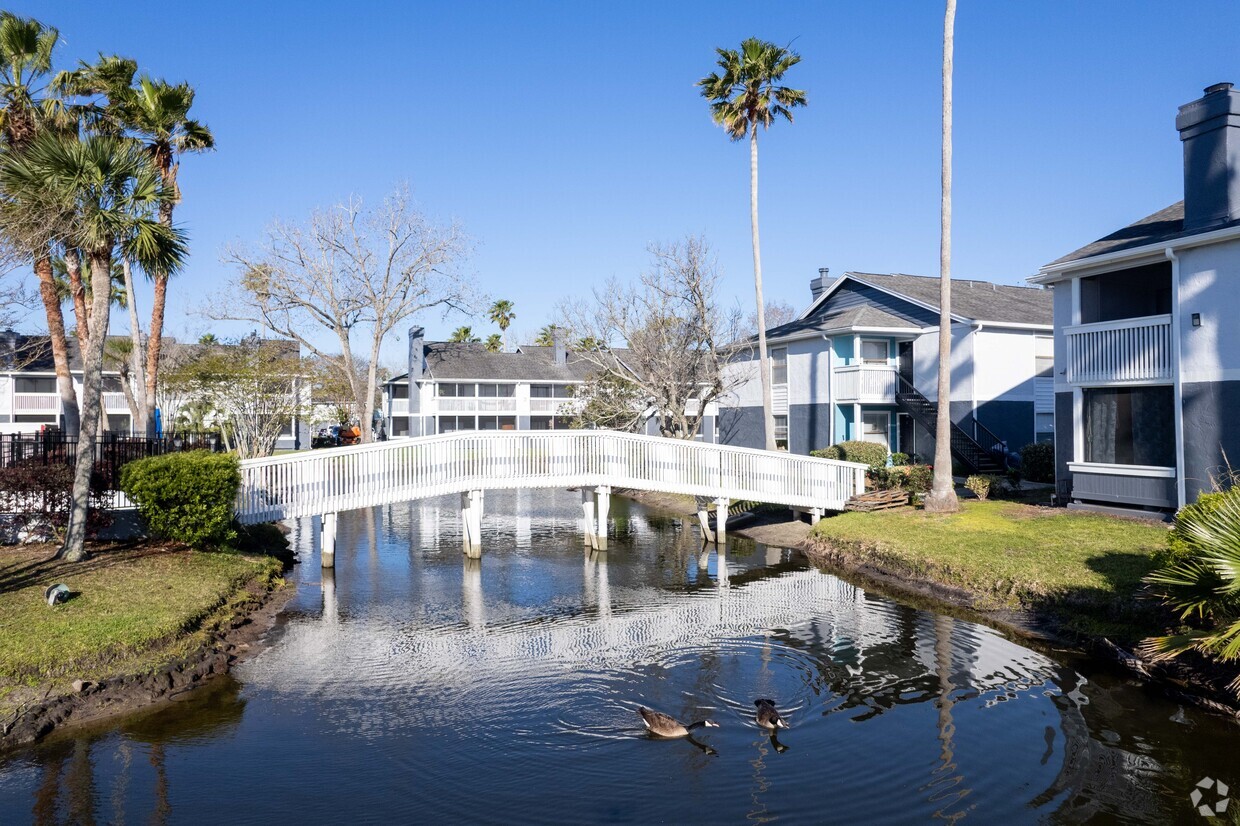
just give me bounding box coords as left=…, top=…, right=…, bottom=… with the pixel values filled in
left=13, top=1, right=1240, bottom=366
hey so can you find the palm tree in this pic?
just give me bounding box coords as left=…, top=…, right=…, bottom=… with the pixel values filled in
left=484, top=333, right=503, bottom=352
left=698, top=38, right=806, bottom=452
left=924, top=1, right=960, bottom=513
left=1, top=132, right=186, bottom=560
left=534, top=325, right=557, bottom=347
left=0, top=12, right=81, bottom=436
left=1142, top=491, right=1240, bottom=696
left=449, top=326, right=479, bottom=343
left=198, top=332, right=218, bottom=345
left=488, top=299, right=515, bottom=331
left=114, top=76, right=213, bottom=435
left=58, top=62, right=213, bottom=435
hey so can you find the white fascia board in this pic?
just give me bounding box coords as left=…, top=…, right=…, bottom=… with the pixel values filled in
left=1030, top=222, right=1240, bottom=284
left=794, top=272, right=969, bottom=324
left=970, top=321, right=1054, bottom=331
left=766, top=325, right=925, bottom=345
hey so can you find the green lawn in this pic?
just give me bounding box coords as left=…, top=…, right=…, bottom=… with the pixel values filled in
left=0, top=543, right=281, bottom=699
left=810, top=500, right=1171, bottom=640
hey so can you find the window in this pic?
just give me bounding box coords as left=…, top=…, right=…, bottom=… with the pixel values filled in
left=391, top=383, right=409, bottom=400
left=531, top=384, right=572, bottom=399
left=438, top=383, right=476, bottom=397
left=1035, top=412, right=1054, bottom=444
left=1035, top=337, right=1053, bottom=378
left=101, top=377, right=124, bottom=393
left=478, top=384, right=515, bottom=398
left=1079, top=263, right=1172, bottom=324
left=14, top=414, right=55, bottom=423
left=15, top=377, right=55, bottom=394
left=770, top=347, right=788, bottom=385
left=391, top=418, right=409, bottom=436
left=530, top=416, right=552, bottom=430
left=439, top=415, right=477, bottom=432
left=861, top=411, right=890, bottom=446
left=1084, top=386, right=1174, bottom=467
left=861, top=340, right=889, bottom=365
left=773, top=415, right=788, bottom=450
left=478, top=416, right=517, bottom=430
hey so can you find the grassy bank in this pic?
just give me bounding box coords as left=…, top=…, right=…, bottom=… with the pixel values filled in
left=0, top=542, right=282, bottom=710
left=808, top=500, right=1170, bottom=641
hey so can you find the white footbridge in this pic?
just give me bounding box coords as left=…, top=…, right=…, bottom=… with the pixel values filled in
left=235, top=430, right=868, bottom=566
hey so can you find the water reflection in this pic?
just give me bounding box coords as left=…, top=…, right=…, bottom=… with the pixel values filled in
left=1, top=490, right=1236, bottom=824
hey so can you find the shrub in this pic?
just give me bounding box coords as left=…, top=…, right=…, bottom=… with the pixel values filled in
left=1158, top=490, right=1231, bottom=567
left=965, top=474, right=999, bottom=501
left=901, top=464, right=933, bottom=494
left=1020, top=442, right=1055, bottom=484
left=1005, top=468, right=1023, bottom=491
left=0, top=461, right=111, bottom=541
left=811, top=440, right=889, bottom=470
left=120, top=451, right=241, bottom=549
left=890, top=452, right=911, bottom=467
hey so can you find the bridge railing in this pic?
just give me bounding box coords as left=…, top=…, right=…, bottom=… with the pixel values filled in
left=235, top=430, right=869, bottom=523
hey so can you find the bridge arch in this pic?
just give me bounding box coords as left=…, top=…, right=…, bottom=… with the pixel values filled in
left=235, top=430, right=867, bottom=526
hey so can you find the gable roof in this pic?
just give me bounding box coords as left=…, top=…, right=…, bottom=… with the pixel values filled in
left=389, top=342, right=609, bottom=384
left=765, top=304, right=920, bottom=340
left=1047, top=201, right=1201, bottom=266
left=792, top=272, right=1052, bottom=333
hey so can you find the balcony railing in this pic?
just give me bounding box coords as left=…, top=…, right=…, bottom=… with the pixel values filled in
left=13, top=393, right=58, bottom=412
left=1064, top=314, right=1172, bottom=385
left=436, top=397, right=520, bottom=414
left=834, top=364, right=897, bottom=403
left=390, top=397, right=410, bottom=415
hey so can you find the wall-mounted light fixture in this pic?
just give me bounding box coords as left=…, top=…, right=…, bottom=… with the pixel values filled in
left=1192, top=313, right=1202, bottom=327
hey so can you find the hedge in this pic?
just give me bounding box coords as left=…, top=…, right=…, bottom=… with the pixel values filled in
left=120, top=451, right=241, bottom=549
left=1020, top=442, right=1054, bottom=484
left=812, top=440, right=889, bottom=469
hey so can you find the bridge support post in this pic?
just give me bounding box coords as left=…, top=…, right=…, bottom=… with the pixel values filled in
left=595, top=485, right=610, bottom=549
left=581, top=487, right=597, bottom=549
left=461, top=490, right=483, bottom=558
left=321, top=512, right=337, bottom=569
left=714, top=497, right=729, bottom=545
left=695, top=496, right=715, bottom=543
left=809, top=507, right=824, bottom=525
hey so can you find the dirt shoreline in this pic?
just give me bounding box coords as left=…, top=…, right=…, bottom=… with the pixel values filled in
left=0, top=558, right=295, bottom=753
left=618, top=488, right=1240, bottom=721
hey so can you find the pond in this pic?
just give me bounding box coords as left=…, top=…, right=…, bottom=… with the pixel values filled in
left=0, top=490, right=1236, bottom=824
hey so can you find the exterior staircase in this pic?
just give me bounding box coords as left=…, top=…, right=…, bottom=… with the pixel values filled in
left=894, top=375, right=1007, bottom=475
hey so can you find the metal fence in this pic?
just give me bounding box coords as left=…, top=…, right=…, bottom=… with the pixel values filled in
left=0, top=432, right=226, bottom=496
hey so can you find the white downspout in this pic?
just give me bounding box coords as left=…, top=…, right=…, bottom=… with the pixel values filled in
left=1166, top=247, right=1186, bottom=509
left=822, top=334, right=833, bottom=446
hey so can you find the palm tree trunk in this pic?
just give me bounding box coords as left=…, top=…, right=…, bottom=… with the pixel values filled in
left=61, top=249, right=114, bottom=562
left=144, top=159, right=176, bottom=438
left=750, top=125, right=776, bottom=452
left=65, top=249, right=89, bottom=352
left=925, top=0, right=960, bottom=513
left=122, top=259, right=149, bottom=435
left=143, top=273, right=166, bottom=436
left=34, top=256, right=81, bottom=438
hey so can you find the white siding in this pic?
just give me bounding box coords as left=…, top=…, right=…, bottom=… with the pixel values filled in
left=911, top=323, right=973, bottom=402
left=1178, top=236, right=1240, bottom=383
left=972, top=329, right=1037, bottom=402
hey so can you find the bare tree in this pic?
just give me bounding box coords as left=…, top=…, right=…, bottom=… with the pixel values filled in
left=217, top=187, right=472, bottom=442
left=748, top=299, right=796, bottom=334
left=560, top=237, right=746, bottom=439
left=163, top=335, right=304, bottom=458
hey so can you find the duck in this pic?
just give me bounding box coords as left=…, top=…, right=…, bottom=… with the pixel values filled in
left=638, top=707, right=720, bottom=738
left=754, top=698, right=789, bottom=730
